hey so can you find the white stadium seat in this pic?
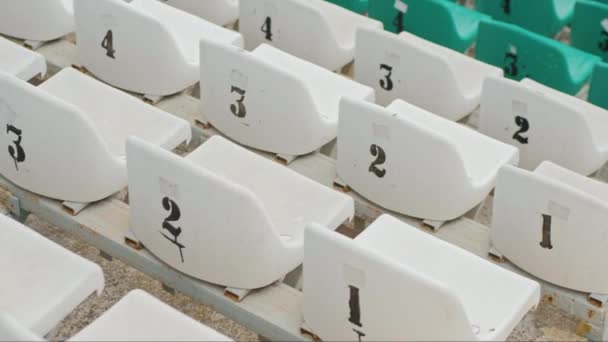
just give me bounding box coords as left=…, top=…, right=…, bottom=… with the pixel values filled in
left=337, top=98, right=518, bottom=222
left=0, top=290, right=231, bottom=341
left=0, top=37, right=46, bottom=81
left=492, top=162, right=608, bottom=294
left=160, top=0, right=239, bottom=27
left=0, top=68, right=191, bottom=203
left=200, top=39, right=374, bottom=156
left=0, top=0, right=74, bottom=42
left=238, top=0, right=382, bottom=71
left=479, top=76, right=608, bottom=175
left=303, top=215, right=540, bottom=341
left=0, top=214, right=104, bottom=336
left=355, top=27, right=502, bottom=121
left=74, top=0, right=243, bottom=97
left=127, top=136, right=354, bottom=290
left=69, top=290, right=232, bottom=341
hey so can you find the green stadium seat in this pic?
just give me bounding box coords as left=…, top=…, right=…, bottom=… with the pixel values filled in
left=476, top=0, right=575, bottom=37
left=571, top=0, right=608, bottom=61
left=326, top=0, right=368, bottom=14
left=476, top=20, right=600, bottom=94
left=368, top=0, right=490, bottom=52
left=589, top=62, right=608, bottom=110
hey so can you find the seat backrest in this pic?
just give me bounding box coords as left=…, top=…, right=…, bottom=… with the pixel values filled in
left=589, top=62, right=608, bottom=110
left=571, top=0, right=608, bottom=60
left=476, top=19, right=599, bottom=95
left=336, top=98, right=470, bottom=220
left=479, top=77, right=599, bottom=174
left=492, top=163, right=608, bottom=293
left=368, top=0, right=486, bottom=52
left=0, top=0, right=74, bottom=41
left=476, top=0, right=575, bottom=37
left=303, top=219, right=476, bottom=341
left=0, top=72, right=123, bottom=203
left=74, top=0, right=192, bottom=95
left=238, top=0, right=356, bottom=70
left=160, top=0, right=238, bottom=26
left=127, top=136, right=285, bottom=289
left=0, top=37, right=47, bottom=81
left=200, top=39, right=330, bottom=156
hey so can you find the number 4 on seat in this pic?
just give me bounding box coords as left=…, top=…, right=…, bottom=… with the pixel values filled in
left=336, top=98, right=518, bottom=222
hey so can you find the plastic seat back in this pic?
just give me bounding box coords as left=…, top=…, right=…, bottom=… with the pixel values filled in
left=0, top=0, right=74, bottom=41
left=127, top=136, right=287, bottom=289
left=354, top=27, right=501, bottom=120
left=589, top=62, right=608, bottom=110
left=303, top=220, right=476, bottom=341
left=0, top=37, right=46, bottom=81
left=571, top=0, right=608, bottom=61
left=368, top=0, right=489, bottom=52
left=476, top=19, right=600, bottom=95
left=160, top=0, right=238, bottom=26
left=479, top=77, right=601, bottom=174
left=492, top=163, right=608, bottom=293
left=0, top=71, right=124, bottom=203
left=75, top=0, right=197, bottom=96
left=476, top=0, right=576, bottom=37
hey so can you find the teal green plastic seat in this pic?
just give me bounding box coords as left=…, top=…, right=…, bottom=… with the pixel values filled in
left=476, top=0, right=575, bottom=37
left=476, top=20, right=600, bottom=95
left=571, top=0, right=608, bottom=61
left=589, top=62, right=608, bottom=110
left=326, top=0, right=368, bottom=14
left=368, top=0, right=490, bottom=52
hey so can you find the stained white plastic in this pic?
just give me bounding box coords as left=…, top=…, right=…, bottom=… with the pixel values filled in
left=127, top=135, right=354, bottom=289
left=355, top=27, right=503, bottom=121
left=303, top=215, right=540, bottom=341
left=479, top=76, right=608, bottom=175
left=239, top=0, right=382, bottom=71
left=0, top=37, right=46, bottom=81
left=70, top=290, right=232, bottom=341
left=337, top=98, right=519, bottom=221
left=0, top=68, right=191, bottom=203
left=492, top=162, right=608, bottom=293
left=0, top=0, right=74, bottom=41
left=0, top=214, right=104, bottom=336
left=200, top=39, right=374, bottom=156
left=74, top=0, right=243, bottom=96
left=160, top=0, right=239, bottom=26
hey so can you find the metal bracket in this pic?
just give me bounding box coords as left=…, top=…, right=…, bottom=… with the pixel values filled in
left=300, top=323, right=320, bottom=341
left=143, top=94, right=163, bottom=105
left=488, top=246, right=505, bottom=262
left=589, top=293, right=608, bottom=308
left=422, top=219, right=445, bottom=231
left=7, top=195, right=30, bottom=222
left=333, top=176, right=351, bottom=192
left=23, top=40, right=44, bottom=50
left=276, top=154, right=297, bottom=165
left=62, top=201, right=89, bottom=216
left=124, top=229, right=144, bottom=250
left=195, top=116, right=212, bottom=129
left=224, top=287, right=252, bottom=302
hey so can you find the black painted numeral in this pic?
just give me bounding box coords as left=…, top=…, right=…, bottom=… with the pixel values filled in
left=512, top=115, right=529, bottom=144
left=392, top=11, right=404, bottom=33
left=503, top=52, right=518, bottom=77
left=101, top=30, right=116, bottom=59
left=379, top=64, right=394, bottom=91
left=599, top=31, right=608, bottom=52
left=369, top=144, right=387, bottom=178
left=348, top=285, right=362, bottom=327
left=6, top=124, right=25, bottom=171
left=500, top=0, right=511, bottom=14
left=540, top=214, right=553, bottom=250
left=160, top=197, right=186, bottom=262
left=261, top=16, right=273, bottom=41
left=229, top=86, right=247, bottom=118
left=353, top=329, right=366, bottom=342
